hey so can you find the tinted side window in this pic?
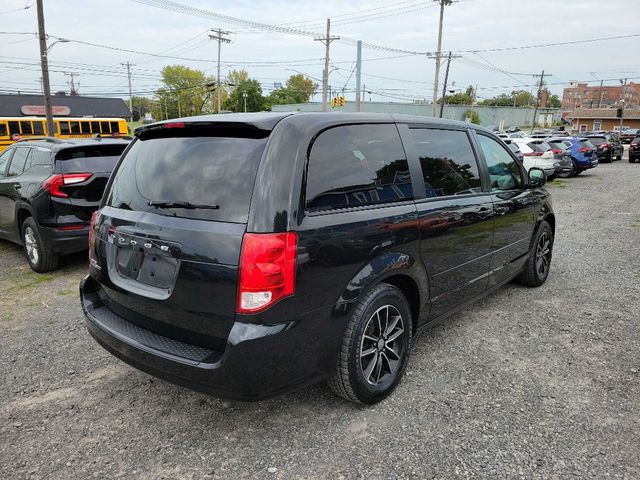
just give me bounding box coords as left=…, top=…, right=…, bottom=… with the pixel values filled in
left=0, top=123, right=7, bottom=137
left=110, top=121, right=120, bottom=133
left=59, top=121, right=70, bottom=134
left=20, top=121, right=33, bottom=135
left=477, top=135, right=523, bottom=192
left=70, top=121, right=81, bottom=134
left=90, top=121, right=100, bottom=133
left=7, top=147, right=30, bottom=177
left=305, top=124, right=412, bottom=211
left=100, top=121, right=111, bottom=133
left=0, top=149, right=13, bottom=177
left=8, top=121, right=20, bottom=135
left=27, top=147, right=52, bottom=171
left=32, top=121, right=45, bottom=135
left=410, top=128, right=481, bottom=197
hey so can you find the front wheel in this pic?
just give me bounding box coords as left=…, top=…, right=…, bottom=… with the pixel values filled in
left=328, top=283, right=412, bottom=404
left=516, top=220, right=553, bottom=287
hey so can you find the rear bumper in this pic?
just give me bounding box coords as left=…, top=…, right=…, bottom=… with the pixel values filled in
left=39, top=225, right=89, bottom=254
left=80, top=275, right=336, bottom=400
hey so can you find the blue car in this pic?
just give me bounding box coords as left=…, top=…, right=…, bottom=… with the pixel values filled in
left=560, top=137, right=598, bottom=175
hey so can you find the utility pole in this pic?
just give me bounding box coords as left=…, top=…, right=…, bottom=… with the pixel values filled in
left=64, top=72, right=79, bottom=96
left=177, top=92, right=181, bottom=117
left=531, top=70, right=546, bottom=133
left=314, top=19, right=340, bottom=112
left=242, top=91, right=248, bottom=113
left=355, top=40, right=362, bottom=112
left=209, top=28, right=231, bottom=113
left=619, top=77, right=627, bottom=132
left=121, top=61, right=135, bottom=119
left=597, top=79, right=604, bottom=108
left=36, top=0, right=54, bottom=137
left=438, top=52, right=460, bottom=118
left=431, top=0, right=453, bottom=117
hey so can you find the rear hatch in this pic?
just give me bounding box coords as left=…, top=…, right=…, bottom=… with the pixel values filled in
left=89, top=123, right=270, bottom=351
left=577, top=138, right=595, bottom=159
left=52, top=143, right=128, bottom=222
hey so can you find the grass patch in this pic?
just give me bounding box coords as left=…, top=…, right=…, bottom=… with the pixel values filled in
left=57, top=288, right=78, bottom=297
left=548, top=179, right=566, bottom=188
left=3, top=270, right=56, bottom=294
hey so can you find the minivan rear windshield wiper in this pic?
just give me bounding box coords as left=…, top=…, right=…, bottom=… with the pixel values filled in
left=147, top=200, right=220, bottom=210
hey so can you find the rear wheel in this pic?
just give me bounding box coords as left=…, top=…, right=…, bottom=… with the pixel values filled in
left=328, top=283, right=412, bottom=404
left=516, top=220, right=553, bottom=287
left=629, top=156, right=636, bottom=164
left=557, top=163, right=575, bottom=178
left=22, top=218, right=59, bottom=273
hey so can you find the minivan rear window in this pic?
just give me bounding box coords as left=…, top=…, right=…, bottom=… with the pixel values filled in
left=55, top=144, right=127, bottom=173
left=105, top=132, right=268, bottom=223
left=586, top=136, right=605, bottom=146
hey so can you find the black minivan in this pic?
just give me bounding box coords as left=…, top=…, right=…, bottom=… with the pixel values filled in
left=80, top=113, right=554, bottom=404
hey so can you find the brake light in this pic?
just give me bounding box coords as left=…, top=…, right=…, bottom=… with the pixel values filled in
left=578, top=147, right=590, bottom=153
left=523, top=152, right=542, bottom=156
left=599, top=143, right=609, bottom=149
left=551, top=148, right=561, bottom=154
left=42, top=173, right=92, bottom=198
left=163, top=122, right=185, bottom=129
left=237, top=232, right=297, bottom=313
left=89, top=210, right=99, bottom=260
left=632, top=142, right=638, bottom=147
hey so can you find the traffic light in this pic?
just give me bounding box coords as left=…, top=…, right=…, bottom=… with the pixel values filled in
left=616, top=108, right=623, bottom=118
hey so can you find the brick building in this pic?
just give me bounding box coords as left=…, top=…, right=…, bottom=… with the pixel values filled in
left=561, top=82, right=640, bottom=110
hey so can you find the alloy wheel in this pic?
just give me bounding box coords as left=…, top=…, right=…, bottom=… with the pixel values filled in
left=359, top=305, right=405, bottom=386
left=24, top=226, right=39, bottom=265
left=535, top=231, right=551, bottom=278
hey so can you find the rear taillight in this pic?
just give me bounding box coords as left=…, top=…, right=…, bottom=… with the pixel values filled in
left=89, top=210, right=99, bottom=260
left=551, top=148, right=561, bottom=154
left=632, top=143, right=638, bottom=147
left=42, top=173, right=92, bottom=198
left=237, top=232, right=297, bottom=314
left=523, top=152, right=542, bottom=156
left=599, top=143, right=610, bottom=149
left=578, top=147, right=590, bottom=153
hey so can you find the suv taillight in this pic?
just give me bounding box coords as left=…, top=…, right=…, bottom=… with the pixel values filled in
left=88, top=210, right=99, bottom=259
left=551, top=148, right=561, bottom=154
left=42, top=173, right=92, bottom=198
left=578, top=147, right=590, bottom=153
left=237, top=232, right=297, bottom=313
left=599, top=143, right=610, bottom=149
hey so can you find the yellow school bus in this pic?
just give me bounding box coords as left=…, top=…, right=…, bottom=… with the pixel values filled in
left=0, top=117, right=129, bottom=153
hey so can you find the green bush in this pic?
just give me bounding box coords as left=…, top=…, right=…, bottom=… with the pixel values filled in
left=463, top=109, right=480, bottom=124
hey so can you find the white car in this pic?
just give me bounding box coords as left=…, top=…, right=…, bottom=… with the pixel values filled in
left=510, top=137, right=557, bottom=177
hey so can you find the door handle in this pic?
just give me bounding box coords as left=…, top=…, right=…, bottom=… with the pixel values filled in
left=477, top=206, right=492, bottom=219
left=495, top=206, right=510, bottom=215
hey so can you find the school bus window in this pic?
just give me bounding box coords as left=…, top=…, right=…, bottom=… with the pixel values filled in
left=0, top=123, right=7, bottom=137
left=9, top=122, right=20, bottom=135
left=80, top=122, right=90, bottom=134
left=32, top=121, right=44, bottom=135
left=69, top=121, right=80, bottom=134
left=58, top=121, right=70, bottom=134
left=90, top=121, right=100, bottom=133
left=20, top=121, right=34, bottom=135
left=110, top=121, right=120, bottom=133
left=100, top=121, right=111, bottom=133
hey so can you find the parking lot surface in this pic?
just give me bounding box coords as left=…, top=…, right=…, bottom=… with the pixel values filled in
left=1, top=156, right=639, bottom=479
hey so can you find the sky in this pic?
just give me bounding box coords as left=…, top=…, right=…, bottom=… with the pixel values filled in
left=1, top=0, right=639, bottom=104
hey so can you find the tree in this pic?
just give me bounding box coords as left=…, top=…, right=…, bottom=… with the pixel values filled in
left=131, top=96, right=155, bottom=121
left=223, top=78, right=264, bottom=112
left=153, top=65, right=216, bottom=120
left=480, top=93, right=513, bottom=107
left=439, top=86, right=474, bottom=105
left=547, top=94, right=561, bottom=108
left=512, top=90, right=535, bottom=107
left=263, top=74, right=318, bottom=109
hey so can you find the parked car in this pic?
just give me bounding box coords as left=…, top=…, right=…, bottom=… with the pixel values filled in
left=0, top=137, right=129, bottom=272
left=629, top=137, right=640, bottom=163
left=620, top=128, right=640, bottom=144
left=80, top=113, right=555, bottom=404
left=510, top=137, right=557, bottom=178
left=586, top=133, right=623, bottom=163
left=562, top=137, right=599, bottom=174
left=502, top=138, right=524, bottom=162
left=545, top=137, right=576, bottom=177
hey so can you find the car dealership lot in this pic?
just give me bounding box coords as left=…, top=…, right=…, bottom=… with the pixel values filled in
left=1, top=157, right=639, bottom=479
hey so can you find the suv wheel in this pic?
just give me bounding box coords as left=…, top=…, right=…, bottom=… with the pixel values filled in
left=328, top=283, right=412, bottom=404
left=22, top=218, right=59, bottom=273
left=557, top=163, right=575, bottom=178
left=516, top=220, right=553, bottom=287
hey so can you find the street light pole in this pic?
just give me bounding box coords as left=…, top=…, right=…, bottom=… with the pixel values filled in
left=36, top=0, right=55, bottom=137
left=619, top=78, right=627, bottom=132
left=242, top=91, right=248, bottom=113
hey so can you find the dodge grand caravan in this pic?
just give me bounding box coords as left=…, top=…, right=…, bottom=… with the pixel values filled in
left=80, top=113, right=554, bottom=404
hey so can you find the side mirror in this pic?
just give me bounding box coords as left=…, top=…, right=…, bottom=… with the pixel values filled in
left=528, top=167, right=546, bottom=188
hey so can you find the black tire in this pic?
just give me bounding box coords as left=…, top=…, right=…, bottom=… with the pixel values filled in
left=557, top=163, right=575, bottom=178
left=629, top=156, right=636, bottom=164
left=328, top=283, right=412, bottom=404
left=21, top=217, right=59, bottom=273
left=605, top=152, right=613, bottom=163
left=515, top=220, right=553, bottom=287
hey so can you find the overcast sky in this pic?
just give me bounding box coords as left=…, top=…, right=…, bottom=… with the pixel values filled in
left=1, top=0, right=639, bottom=104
